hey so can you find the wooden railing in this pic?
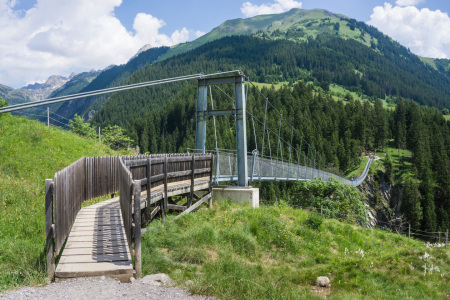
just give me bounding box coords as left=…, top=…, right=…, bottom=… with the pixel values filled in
left=118, top=153, right=213, bottom=276
left=46, top=154, right=213, bottom=278
left=46, top=154, right=158, bottom=277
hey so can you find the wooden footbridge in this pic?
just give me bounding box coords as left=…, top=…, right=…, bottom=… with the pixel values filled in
left=46, top=154, right=213, bottom=281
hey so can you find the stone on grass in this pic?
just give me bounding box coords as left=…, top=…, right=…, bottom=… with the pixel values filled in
left=316, top=276, right=331, bottom=287
left=141, top=274, right=173, bottom=287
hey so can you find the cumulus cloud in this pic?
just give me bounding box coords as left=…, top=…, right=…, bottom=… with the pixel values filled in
left=241, top=0, right=302, bottom=18
left=395, top=0, right=425, bottom=6
left=0, top=0, right=199, bottom=88
left=368, top=3, right=450, bottom=58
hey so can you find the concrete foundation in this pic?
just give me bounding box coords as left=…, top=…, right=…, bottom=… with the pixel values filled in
left=212, top=186, right=259, bottom=208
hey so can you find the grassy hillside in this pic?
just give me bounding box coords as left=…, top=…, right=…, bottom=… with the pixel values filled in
left=159, top=8, right=354, bottom=61
left=143, top=201, right=449, bottom=299
left=0, top=114, right=123, bottom=291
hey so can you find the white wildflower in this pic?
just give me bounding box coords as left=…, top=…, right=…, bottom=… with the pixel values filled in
left=355, top=248, right=365, bottom=258
left=422, top=263, right=428, bottom=274
left=419, top=252, right=431, bottom=261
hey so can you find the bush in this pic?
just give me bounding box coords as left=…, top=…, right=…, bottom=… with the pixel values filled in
left=0, top=96, right=7, bottom=108
left=305, top=214, right=323, bottom=230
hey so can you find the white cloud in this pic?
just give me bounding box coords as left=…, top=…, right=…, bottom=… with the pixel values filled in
left=0, top=0, right=200, bottom=88
left=368, top=3, right=450, bottom=59
left=395, top=0, right=425, bottom=6
left=241, top=0, right=302, bottom=18
left=195, top=30, right=206, bottom=38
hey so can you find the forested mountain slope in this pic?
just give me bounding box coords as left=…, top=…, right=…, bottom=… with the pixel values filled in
left=93, top=32, right=450, bottom=132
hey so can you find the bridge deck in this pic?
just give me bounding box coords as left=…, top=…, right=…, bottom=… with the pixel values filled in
left=55, top=198, right=134, bottom=281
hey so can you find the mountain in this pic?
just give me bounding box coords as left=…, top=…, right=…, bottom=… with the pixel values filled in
left=48, top=8, right=450, bottom=124
left=22, top=75, right=68, bottom=92
left=129, top=44, right=153, bottom=61
left=158, top=8, right=349, bottom=61
left=0, top=75, right=71, bottom=105
left=48, top=71, right=100, bottom=98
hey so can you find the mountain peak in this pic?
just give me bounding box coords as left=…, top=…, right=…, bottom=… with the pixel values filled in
left=129, top=44, right=153, bottom=62
left=22, top=75, right=68, bottom=91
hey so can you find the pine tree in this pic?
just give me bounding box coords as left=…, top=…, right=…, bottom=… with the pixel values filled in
left=401, top=177, right=422, bottom=229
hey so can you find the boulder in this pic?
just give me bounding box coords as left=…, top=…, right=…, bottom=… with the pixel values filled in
left=141, top=274, right=173, bottom=287
left=316, top=276, right=331, bottom=287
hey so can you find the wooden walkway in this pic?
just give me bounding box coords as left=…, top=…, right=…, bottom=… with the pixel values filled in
left=53, top=176, right=211, bottom=282
left=55, top=198, right=134, bottom=282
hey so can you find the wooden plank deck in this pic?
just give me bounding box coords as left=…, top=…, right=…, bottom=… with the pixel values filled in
left=55, top=198, right=134, bottom=281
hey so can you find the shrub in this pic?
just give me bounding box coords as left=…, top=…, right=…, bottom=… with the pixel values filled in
left=305, top=214, right=323, bottom=230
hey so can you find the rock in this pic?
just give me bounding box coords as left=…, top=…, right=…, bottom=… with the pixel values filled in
left=141, top=274, right=173, bottom=287
left=130, top=277, right=135, bottom=283
left=185, top=280, right=194, bottom=287
left=317, top=276, right=331, bottom=287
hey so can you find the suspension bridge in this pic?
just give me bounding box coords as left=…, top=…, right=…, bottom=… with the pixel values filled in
left=0, top=70, right=372, bottom=187
left=0, top=70, right=372, bottom=281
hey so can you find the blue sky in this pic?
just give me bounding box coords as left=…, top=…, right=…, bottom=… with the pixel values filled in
left=110, top=0, right=450, bottom=36
left=1, top=0, right=449, bottom=88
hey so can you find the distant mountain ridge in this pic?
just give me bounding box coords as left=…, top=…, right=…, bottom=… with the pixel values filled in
left=0, top=75, right=71, bottom=105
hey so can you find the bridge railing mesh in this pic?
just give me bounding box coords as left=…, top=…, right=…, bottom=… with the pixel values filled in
left=210, top=150, right=371, bottom=186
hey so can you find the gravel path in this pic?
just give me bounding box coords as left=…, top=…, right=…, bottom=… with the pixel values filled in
left=0, top=275, right=212, bottom=300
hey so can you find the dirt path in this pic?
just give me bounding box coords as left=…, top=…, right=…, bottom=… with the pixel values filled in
left=1, top=276, right=212, bottom=300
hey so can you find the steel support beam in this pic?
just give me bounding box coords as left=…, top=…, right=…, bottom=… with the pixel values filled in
left=195, top=82, right=208, bottom=153
left=235, top=76, right=248, bottom=187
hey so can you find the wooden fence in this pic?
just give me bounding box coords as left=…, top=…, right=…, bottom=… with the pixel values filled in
left=46, top=153, right=213, bottom=278
left=46, top=154, right=154, bottom=277
left=118, top=153, right=213, bottom=276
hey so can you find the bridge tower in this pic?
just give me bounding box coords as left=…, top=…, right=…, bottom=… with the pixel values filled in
left=195, top=71, right=248, bottom=187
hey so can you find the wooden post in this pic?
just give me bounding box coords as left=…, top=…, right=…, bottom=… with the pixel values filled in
left=146, top=158, right=151, bottom=221
left=164, top=156, right=168, bottom=211
left=320, top=205, right=323, bottom=217
left=134, top=180, right=142, bottom=278
left=189, top=155, right=195, bottom=208
left=208, top=154, right=214, bottom=209
left=408, top=223, right=411, bottom=241
left=45, top=179, right=55, bottom=279
left=446, top=229, right=448, bottom=248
